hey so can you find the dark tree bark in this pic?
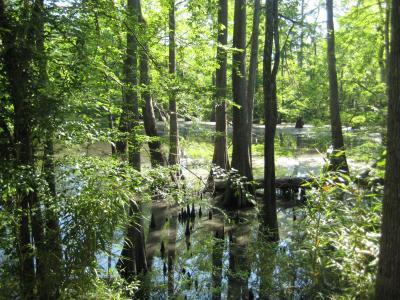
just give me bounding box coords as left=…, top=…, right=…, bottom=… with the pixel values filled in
left=212, top=0, right=229, bottom=170
left=117, top=0, right=148, bottom=283
left=375, top=0, right=400, bottom=297
left=298, top=0, right=305, bottom=68
left=247, top=0, right=261, bottom=163
left=377, top=10, right=386, bottom=85
left=34, top=0, right=63, bottom=296
left=43, top=137, right=63, bottom=294
left=326, top=0, right=349, bottom=173
left=262, top=0, right=280, bottom=240
left=168, top=0, right=180, bottom=166
left=377, top=0, right=390, bottom=93
left=138, top=4, right=167, bottom=167
left=140, top=54, right=167, bottom=167
left=295, top=117, right=304, bottom=128
left=108, top=114, right=117, bottom=154
left=117, top=0, right=141, bottom=172
left=0, top=1, right=46, bottom=297
left=25, top=6, right=48, bottom=294
left=231, top=0, right=252, bottom=180
left=384, top=0, right=391, bottom=85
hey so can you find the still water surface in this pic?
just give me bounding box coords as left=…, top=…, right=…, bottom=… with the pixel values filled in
left=89, top=122, right=382, bottom=299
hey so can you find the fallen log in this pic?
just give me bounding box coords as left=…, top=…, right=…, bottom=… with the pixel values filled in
left=213, top=176, right=313, bottom=192
left=255, top=176, right=313, bottom=189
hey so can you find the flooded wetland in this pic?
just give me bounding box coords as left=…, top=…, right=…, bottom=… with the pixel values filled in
left=87, top=122, right=383, bottom=299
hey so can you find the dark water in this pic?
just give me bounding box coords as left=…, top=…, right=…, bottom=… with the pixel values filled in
left=91, top=122, right=383, bottom=299
left=142, top=203, right=299, bottom=299
left=0, top=122, right=383, bottom=299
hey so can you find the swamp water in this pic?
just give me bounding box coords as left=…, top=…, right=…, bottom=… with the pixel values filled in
left=86, top=122, right=383, bottom=299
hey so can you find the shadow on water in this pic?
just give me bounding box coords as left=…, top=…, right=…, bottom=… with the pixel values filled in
left=140, top=197, right=306, bottom=299
left=85, top=122, right=383, bottom=298
left=0, top=122, right=382, bottom=298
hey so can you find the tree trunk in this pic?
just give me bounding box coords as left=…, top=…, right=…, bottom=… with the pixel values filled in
left=375, top=0, right=400, bottom=297
left=247, top=0, right=261, bottom=165
left=43, top=137, right=63, bottom=295
left=378, top=0, right=388, bottom=85
left=169, top=0, right=180, bottom=166
left=108, top=114, right=117, bottom=154
left=326, top=0, right=349, bottom=173
left=212, top=0, right=229, bottom=170
left=0, top=1, right=42, bottom=296
left=5, top=36, right=36, bottom=300
left=118, top=0, right=141, bottom=172
left=27, top=3, right=49, bottom=296
left=262, top=0, right=280, bottom=240
left=231, top=0, right=252, bottom=180
left=138, top=5, right=167, bottom=167
left=34, top=0, right=63, bottom=296
left=385, top=0, right=391, bottom=84
left=118, top=0, right=148, bottom=283
left=379, top=33, right=386, bottom=84
left=298, top=0, right=305, bottom=68
left=29, top=191, right=46, bottom=299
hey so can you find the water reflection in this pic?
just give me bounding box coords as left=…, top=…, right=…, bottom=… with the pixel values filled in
left=87, top=122, right=384, bottom=298
left=212, top=226, right=224, bottom=300
left=227, top=214, right=250, bottom=300
left=143, top=201, right=301, bottom=299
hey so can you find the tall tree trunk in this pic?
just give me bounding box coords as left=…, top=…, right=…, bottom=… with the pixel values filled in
left=298, top=0, right=305, bottom=68
left=231, top=0, right=252, bottom=180
left=225, top=0, right=253, bottom=209
left=169, top=0, right=180, bottom=166
left=109, top=113, right=117, bottom=154
left=378, top=0, right=388, bottom=85
left=138, top=5, right=167, bottom=167
left=43, top=137, right=63, bottom=295
left=25, top=2, right=49, bottom=298
left=117, top=0, right=141, bottom=172
left=385, top=0, right=391, bottom=84
left=379, top=42, right=386, bottom=84
left=212, top=0, right=229, bottom=170
left=6, top=35, right=37, bottom=300
left=247, top=0, right=261, bottom=165
left=326, top=0, right=349, bottom=173
left=118, top=0, right=148, bottom=282
left=29, top=192, right=46, bottom=298
left=0, top=1, right=46, bottom=297
left=35, top=0, right=63, bottom=296
left=375, top=0, right=400, bottom=297
left=262, top=0, right=280, bottom=240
